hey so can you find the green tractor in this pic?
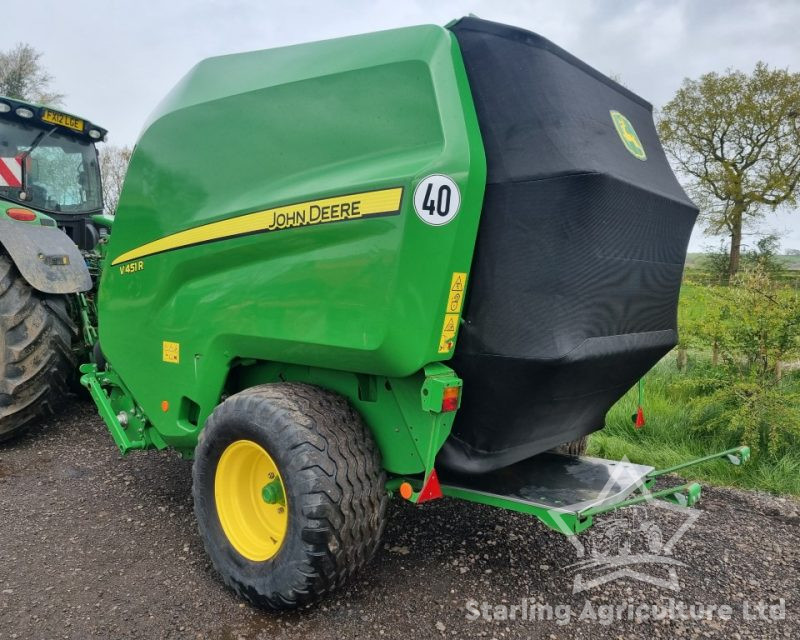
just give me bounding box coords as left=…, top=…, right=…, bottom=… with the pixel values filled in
left=75, top=17, right=749, bottom=609
left=0, top=97, right=108, bottom=440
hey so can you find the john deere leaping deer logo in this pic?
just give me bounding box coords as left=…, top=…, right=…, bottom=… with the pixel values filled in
left=610, top=110, right=647, bottom=160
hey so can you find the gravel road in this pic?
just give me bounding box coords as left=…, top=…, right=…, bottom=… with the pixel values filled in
left=0, top=400, right=797, bottom=639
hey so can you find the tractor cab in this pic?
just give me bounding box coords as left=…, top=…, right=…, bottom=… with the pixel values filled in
left=0, top=97, right=107, bottom=251
left=0, top=98, right=109, bottom=442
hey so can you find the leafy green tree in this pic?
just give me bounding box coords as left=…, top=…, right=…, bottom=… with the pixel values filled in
left=703, top=234, right=786, bottom=283
left=682, top=267, right=800, bottom=455
left=658, top=63, right=800, bottom=279
left=0, top=43, right=63, bottom=105
left=721, top=267, right=800, bottom=375
left=744, top=235, right=785, bottom=279
left=701, top=241, right=734, bottom=285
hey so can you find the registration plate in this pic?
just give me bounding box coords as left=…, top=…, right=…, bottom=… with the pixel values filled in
left=41, top=109, right=84, bottom=133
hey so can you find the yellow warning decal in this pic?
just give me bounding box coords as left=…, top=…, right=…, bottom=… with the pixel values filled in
left=438, top=272, right=467, bottom=353
left=112, top=187, right=404, bottom=266
left=162, top=341, right=180, bottom=364
left=438, top=314, right=460, bottom=354
left=446, top=272, right=467, bottom=314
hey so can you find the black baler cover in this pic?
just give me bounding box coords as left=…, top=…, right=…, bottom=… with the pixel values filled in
left=439, top=18, right=698, bottom=474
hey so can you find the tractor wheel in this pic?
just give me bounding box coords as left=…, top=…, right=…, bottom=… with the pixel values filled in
left=553, top=435, right=589, bottom=456
left=192, top=382, right=388, bottom=610
left=0, top=255, right=77, bottom=442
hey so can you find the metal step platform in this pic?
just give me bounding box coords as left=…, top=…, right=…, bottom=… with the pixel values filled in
left=439, top=453, right=654, bottom=517
left=432, top=446, right=750, bottom=535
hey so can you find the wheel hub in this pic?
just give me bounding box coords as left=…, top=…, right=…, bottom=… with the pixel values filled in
left=214, top=439, right=288, bottom=561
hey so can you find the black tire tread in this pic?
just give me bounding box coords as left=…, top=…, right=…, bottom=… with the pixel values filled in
left=193, top=382, right=388, bottom=609
left=0, top=255, right=77, bottom=442
left=553, top=434, right=589, bottom=456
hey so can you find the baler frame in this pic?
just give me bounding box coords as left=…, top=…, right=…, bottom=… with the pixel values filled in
left=81, top=350, right=751, bottom=538
left=64, top=16, right=738, bottom=610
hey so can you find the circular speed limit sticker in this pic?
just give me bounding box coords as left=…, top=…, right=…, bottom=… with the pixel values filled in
left=413, top=174, right=461, bottom=226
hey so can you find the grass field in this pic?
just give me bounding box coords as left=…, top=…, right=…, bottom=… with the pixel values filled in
left=685, top=253, right=800, bottom=270
left=588, top=361, right=800, bottom=496
left=587, top=282, right=800, bottom=497
left=684, top=254, right=800, bottom=288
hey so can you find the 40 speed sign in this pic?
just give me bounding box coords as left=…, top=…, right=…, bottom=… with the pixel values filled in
left=413, top=174, right=461, bottom=226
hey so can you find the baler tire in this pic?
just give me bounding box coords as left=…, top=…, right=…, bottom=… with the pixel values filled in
left=553, top=435, right=589, bottom=457
left=0, top=255, right=77, bottom=442
left=192, top=382, right=388, bottom=610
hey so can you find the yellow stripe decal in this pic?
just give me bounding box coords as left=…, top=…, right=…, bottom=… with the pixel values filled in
left=111, top=187, right=404, bottom=266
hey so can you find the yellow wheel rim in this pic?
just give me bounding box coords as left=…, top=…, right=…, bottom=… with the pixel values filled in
left=214, top=439, right=288, bottom=561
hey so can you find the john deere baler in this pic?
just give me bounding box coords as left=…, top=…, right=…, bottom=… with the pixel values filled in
left=81, top=17, right=749, bottom=610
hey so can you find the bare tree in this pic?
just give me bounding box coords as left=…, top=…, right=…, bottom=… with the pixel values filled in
left=99, top=145, right=132, bottom=215
left=0, top=43, right=64, bottom=106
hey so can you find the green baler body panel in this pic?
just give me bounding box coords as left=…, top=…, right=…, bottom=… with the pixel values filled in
left=99, top=26, right=486, bottom=450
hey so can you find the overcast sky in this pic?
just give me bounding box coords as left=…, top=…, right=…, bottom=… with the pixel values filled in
left=4, top=0, right=799, bottom=250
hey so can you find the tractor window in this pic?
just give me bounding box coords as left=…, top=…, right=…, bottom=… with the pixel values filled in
left=0, top=119, right=103, bottom=214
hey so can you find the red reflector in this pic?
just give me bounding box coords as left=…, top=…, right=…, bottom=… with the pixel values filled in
left=6, top=208, right=36, bottom=222
left=634, top=405, right=646, bottom=429
left=416, top=469, right=443, bottom=503
left=441, top=386, right=460, bottom=412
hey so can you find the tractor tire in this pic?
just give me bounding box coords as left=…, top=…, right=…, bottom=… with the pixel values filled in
left=553, top=435, right=589, bottom=457
left=0, top=255, right=77, bottom=442
left=193, top=382, right=388, bottom=610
